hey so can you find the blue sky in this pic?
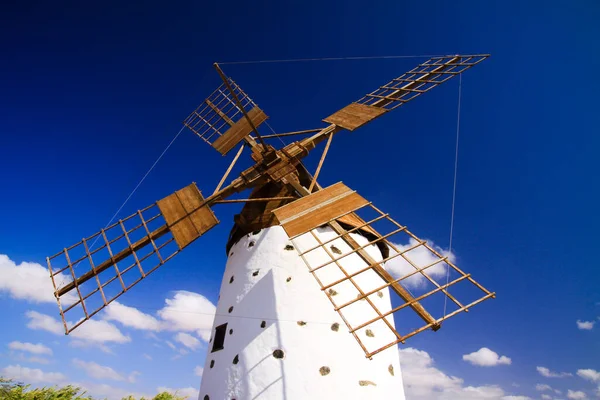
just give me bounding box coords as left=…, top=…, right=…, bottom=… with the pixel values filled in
left=1, top=1, right=599, bottom=399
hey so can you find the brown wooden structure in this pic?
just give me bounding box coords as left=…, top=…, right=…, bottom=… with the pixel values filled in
left=46, top=54, right=495, bottom=358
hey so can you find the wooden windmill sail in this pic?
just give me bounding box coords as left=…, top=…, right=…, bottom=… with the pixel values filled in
left=47, top=54, right=495, bottom=359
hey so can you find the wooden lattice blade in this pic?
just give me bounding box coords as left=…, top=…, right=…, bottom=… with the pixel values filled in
left=47, top=183, right=218, bottom=334
left=323, top=54, right=489, bottom=131
left=272, top=182, right=436, bottom=327
left=183, top=78, right=268, bottom=155
left=273, top=182, right=495, bottom=358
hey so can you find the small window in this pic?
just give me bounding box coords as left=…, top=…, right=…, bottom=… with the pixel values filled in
left=211, top=323, right=227, bottom=353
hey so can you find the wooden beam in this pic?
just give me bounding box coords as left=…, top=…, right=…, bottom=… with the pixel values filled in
left=56, top=225, right=170, bottom=297
left=260, top=128, right=323, bottom=139
left=308, top=131, right=333, bottom=192
left=214, top=63, right=268, bottom=150
left=214, top=144, right=245, bottom=194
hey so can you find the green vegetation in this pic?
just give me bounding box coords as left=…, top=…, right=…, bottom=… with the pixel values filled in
left=0, top=378, right=187, bottom=400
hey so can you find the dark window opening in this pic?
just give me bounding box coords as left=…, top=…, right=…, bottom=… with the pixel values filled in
left=211, top=323, right=227, bottom=353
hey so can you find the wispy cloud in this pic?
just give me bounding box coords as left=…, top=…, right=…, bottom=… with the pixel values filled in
left=8, top=341, right=52, bottom=355
left=104, top=302, right=162, bottom=331
left=25, top=311, right=130, bottom=349
left=174, top=332, right=201, bottom=351
left=566, top=389, right=587, bottom=399
left=537, top=366, right=573, bottom=378
left=577, top=368, right=600, bottom=383
left=157, top=386, right=199, bottom=399
left=386, top=239, right=455, bottom=289
left=0, top=365, right=66, bottom=384
left=399, top=347, right=530, bottom=399
left=72, top=359, right=140, bottom=383
left=576, top=320, right=595, bottom=330
left=0, top=254, right=76, bottom=304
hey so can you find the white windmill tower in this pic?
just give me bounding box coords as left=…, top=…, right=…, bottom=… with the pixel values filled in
left=46, top=54, right=495, bottom=400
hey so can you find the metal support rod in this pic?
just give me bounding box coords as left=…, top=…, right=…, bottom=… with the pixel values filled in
left=213, top=63, right=268, bottom=150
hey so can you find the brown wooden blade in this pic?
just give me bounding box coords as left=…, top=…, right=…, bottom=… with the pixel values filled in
left=323, top=54, right=489, bottom=131
left=47, top=183, right=219, bottom=334
left=273, top=182, right=494, bottom=358
left=183, top=78, right=268, bottom=155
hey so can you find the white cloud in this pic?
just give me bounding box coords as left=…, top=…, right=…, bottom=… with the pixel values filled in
left=399, top=347, right=529, bottom=400
left=536, top=384, right=553, bottom=391
left=541, top=395, right=552, bottom=400
left=194, top=366, right=204, bottom=377
left=143, top=353, right=152, bottom=361
left=536, top=383, right=561, bottom=394
left=577, top=369, right=600, bottom=383
left=25, top=311, right=130, bottom=346
left=71, top=319, right=131, bottom=344
left=8, top=341, right=52, bottom=355
left=103, top=301, right=161, bottom=331
left=0, top=254, right=76, bottom=304
left=567, top=389, right=587, bottom=399
left=72, top=359, right=140, bottom=384
left=537, top=366, right=573, bottom=378
left=76, top=382, right=152, bottom=400
left=577, top=320, right=595, bottom=330
left=462, top=348, right=512, bottom=367
left=166, top=340, right=176, bottom=350
left=386, top=239, right=454, bottom=289
left=0, top=365, right=66, bottom=384
left=25, top=311, right=64, bottom=334
left=73, top=359, right=124, bottom=381
left=157, top=291, right=215, bottom=341
left=174, top=332, right=201, bottom=350
left=13, top=354, right=51, bottom=364
left=157, top=386, right=199, bottom=399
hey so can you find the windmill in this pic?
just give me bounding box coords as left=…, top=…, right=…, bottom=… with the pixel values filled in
left=46, top=54, right=495, bottom=400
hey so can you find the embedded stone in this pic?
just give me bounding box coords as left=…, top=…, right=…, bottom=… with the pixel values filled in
left=328, top=288, right=338, bottom=296
left=228, top=306, right=234, bottom=313
left=388, top=364, right=394, bottom=376
left=297, top=321, right=306, bottom=326
left=252, top=270, right=259, bottom=277
left=229, top=276, right=234, bottom=284
left=284, top=244, right=294, bottom=251
left=359, top=380, right=376, bottom=386
left=248, top=241, right=255, bottom=248
left=210, top=360, right=214, bottom=368
left=260, top=321, right=266, bottom=328
left=366, top=329, right=375, bottom=338
left=273, top=349, right=285, bottom=359
left=377, top=291, right=383, bottom=298
left=233, top=354, right=239, bottom=364
left=286, top=277, right=292, bottom=282
left=331, top=323, right=339, bottom=332
left=330, top=245, right=342, bottom=255
left=319, top=366, right=330, bottom=376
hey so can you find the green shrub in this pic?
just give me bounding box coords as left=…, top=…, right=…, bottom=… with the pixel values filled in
left=0, top=378, right=187, bottom=400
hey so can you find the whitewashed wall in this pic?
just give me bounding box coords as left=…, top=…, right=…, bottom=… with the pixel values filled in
left=199, top=225, right=405, bottom=400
